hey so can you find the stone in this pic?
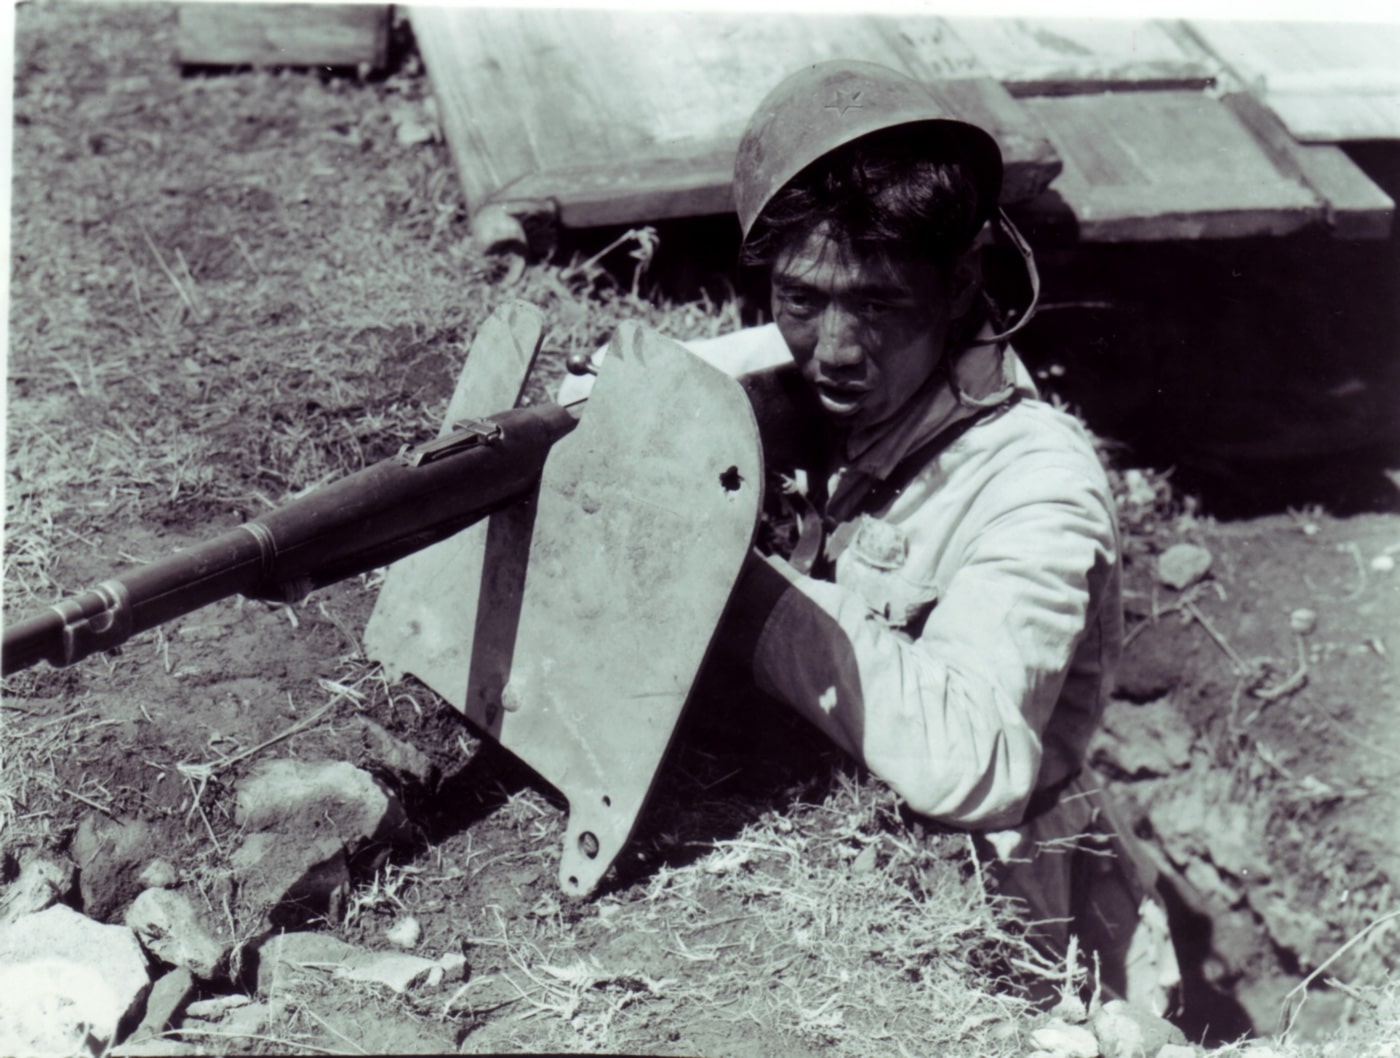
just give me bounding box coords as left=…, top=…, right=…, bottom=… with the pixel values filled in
left=346, top=717, right=435, bottom=787
left=1155, top=1046, right=1200, bottom=1058
left=1371, top=554, right=1395, bottom=573
left=111, top=1040, right=202, bottom=1056
left=201, top=1001, right=271, bottom=1038
left=184, top=994, right=251, bottom=1019
left=231, top=759, right=406, bottom=927
left=1155, top=544, right=1212, bottom=591
left=128, top=967, right=195, bottom=1043
left=437, top=952, right=468, bottom=982
left=1091, top=1000, right=1187, bottom=1057
left=70, top=813, right=158, bottom=921
left=255, top=931, right=360, bottom=996
left=0, top=905, right=150, bottom=1056
left=1050, top=994, right=1089, bottom=1024
left=1030, top=1017, right=1101, bottom=1057
left=1289, top=608, right=1318, bottom=635
left=335, top=949, right=440, bottom=993
left=138, top=859, right=180, bottom=890
left=126, top=887, right=227, bottom=980
left=0, top=857, right=74, bottom=928
left=385, top=914, right=422, bottom=948
left=1090, top=699, right=1194, bottom=778
left=234, top=758, right=407, bottom=841
left=231, top=832, right=351, bottom=930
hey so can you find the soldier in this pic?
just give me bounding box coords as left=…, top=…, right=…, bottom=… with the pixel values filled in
left=711, top=60, right=1180, bottom=1011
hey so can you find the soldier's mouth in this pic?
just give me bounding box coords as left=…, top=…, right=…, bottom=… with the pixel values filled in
left=815, top=384, right=868, bottom=417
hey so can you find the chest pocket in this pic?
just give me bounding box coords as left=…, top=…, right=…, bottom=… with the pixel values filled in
left=834, top=515, right=941, bottom=634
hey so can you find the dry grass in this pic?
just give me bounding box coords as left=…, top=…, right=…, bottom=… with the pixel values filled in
left=7, top=7, right=1396, bottom=1058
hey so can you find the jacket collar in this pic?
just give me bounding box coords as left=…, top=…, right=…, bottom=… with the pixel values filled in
left=842, top=327, right=1033, bottom=481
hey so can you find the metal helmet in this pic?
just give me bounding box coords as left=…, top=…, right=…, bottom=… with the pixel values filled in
left=733, top=60, right=1039, bottom=342
left=733, top=60, right=1004, bottom=246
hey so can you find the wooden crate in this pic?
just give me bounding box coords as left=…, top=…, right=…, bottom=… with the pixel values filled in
left=947, top=17, right=1214, bottom=96
left=176, top=4, right=391, bottom=70
left=1017, top=91, right=1326, bottom=242
left=408, top=7, right=1062, bottom=228
left=1184, top=20, right=1400, bottom=142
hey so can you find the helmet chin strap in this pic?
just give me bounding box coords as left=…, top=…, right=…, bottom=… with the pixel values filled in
left=981, top=207, right=1041, bottom=345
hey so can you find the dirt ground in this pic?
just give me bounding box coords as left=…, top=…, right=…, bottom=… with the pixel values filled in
left=4, top=5, right=1398, bottom=1057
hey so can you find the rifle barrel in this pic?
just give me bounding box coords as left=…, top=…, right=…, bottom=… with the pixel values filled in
left=2, top=403, right=579, bottom=676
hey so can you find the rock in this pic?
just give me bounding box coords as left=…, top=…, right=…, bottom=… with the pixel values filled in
left=255, top=931, right=360, bottom=996
left=193, top=1000, right=271, bottom=1038
left=850, top=843, right=877, bottom=875
left=184, top=993, right=251, bottom=1019
left=138, top=859, right=180, bottom=890
left=1203, top=809, right=1271, bottom=884
left=126, top=888, right=227, bottom=980
left=1155, top=544, right=1212, bottom=591
left=336, top=949, right=441, bottom=993
left=0, top=905, right=150, bottom=1056
left=254, top=932, right=464, bottom=998
left=1371, top=554, right=1395, bottom=573
left=346, top=717, right=435, bottom=787
left=385, top=914, right=422, bottom=949
left=1289, top=608, right=1317, bottom=635
left=232, top=832, right=350, bottom=931
left=111, top=1040, right=202, bottom=1056
left=70, top=813, right=158, bottom=921
left=1155, top=1046, right=1200, bottom=1058
left=1050, top=994, right=1089, bottom=1024
left=1030, top=1017, right=1101, bottom=1057
left=128, top=967, right=195, bottom=1043
left=235, top=758, right=407, bottom=840
left=1091, top=699, right=1194, bottom=778
left=437, top=952, right=468, bottom=982
left=231, top=759, right=407, bottom=928
left=395, top=120, right=435, bottom=146
left=0, top=857, right=74, bottom=928
left=1091, top=999, right=1186, bottom=1057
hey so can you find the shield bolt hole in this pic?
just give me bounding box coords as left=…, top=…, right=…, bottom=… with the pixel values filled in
left=579, top=832, right=600, bottom=859
left=719, top=465, right=743, bottom=491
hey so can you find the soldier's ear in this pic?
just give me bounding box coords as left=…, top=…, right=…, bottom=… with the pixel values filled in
left=948, top=249, right=982, bottom=320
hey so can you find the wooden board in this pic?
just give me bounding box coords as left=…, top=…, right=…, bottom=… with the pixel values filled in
left=176, top=3, right=390, bottom=70
left=408, top=7, right=1061, bottom=226
left=1184, top=21, right=1400, bottom=142
left=948, top=17, right=1214, bottom=96
left=1017, top=91, right=1324, bottom=242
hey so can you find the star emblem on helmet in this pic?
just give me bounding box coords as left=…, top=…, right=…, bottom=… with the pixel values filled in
left=823, top=88, right=864, bottom=117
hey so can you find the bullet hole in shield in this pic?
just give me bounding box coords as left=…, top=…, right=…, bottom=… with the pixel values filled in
left=719, top=466, right=742, bottom=492
left=580, top=831, right=600, bottom=859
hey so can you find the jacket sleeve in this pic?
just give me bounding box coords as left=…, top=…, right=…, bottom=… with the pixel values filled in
left=744, top=459, right=1118, bottom=829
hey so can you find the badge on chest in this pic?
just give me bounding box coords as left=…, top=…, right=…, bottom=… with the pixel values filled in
left=835, top=515, right=941, bottom=633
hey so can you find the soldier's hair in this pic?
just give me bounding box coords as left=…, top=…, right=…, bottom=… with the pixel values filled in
left=741, top=126, right=982, bottom=275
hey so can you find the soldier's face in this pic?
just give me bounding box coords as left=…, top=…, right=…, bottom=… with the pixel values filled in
left=771, top=225, right=956, bottom=432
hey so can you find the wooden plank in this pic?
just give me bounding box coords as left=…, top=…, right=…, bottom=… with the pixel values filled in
left=1018, top=91, right=1323, bottom=241
left=949, top=17, right=1214, bottom=96
left=176, top=3, right=390, bottom=69
left=408, top=7, right=1060, bottom=225
left=1183, top=21, right=1400, bottom=142
left=1218, top=91, right=1394, bottom=240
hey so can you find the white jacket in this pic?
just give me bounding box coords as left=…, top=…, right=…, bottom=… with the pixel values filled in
left=563, top=323, right=1122, bottom=831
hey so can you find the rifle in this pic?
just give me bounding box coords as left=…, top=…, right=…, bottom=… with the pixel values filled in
left=1, top=320, right=817, bottom=679
left=1, top=402, right=579, bottom=677
left=3, top=305, right=817, bottom=897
